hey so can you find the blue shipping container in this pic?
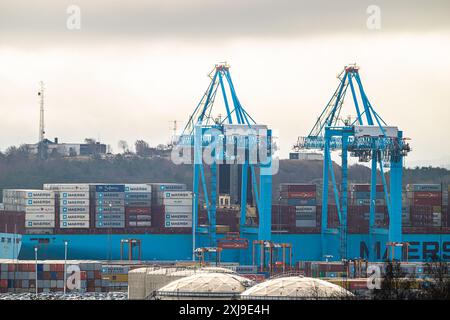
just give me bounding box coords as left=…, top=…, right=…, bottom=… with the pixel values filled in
left=95, top=184, right=125, bottom=193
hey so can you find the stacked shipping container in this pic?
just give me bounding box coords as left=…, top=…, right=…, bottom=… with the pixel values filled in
left=44, top=184, right=91, bottom=229
left=406, top=184, right=442, bottom=227
left=0, top=259, right=104, bottom=293
left=150, top=183, right=191, bottom=228
left=125, top=184, right=152, bottom=228
left=95, top=184, right=126, bottom=228
left=349, top=184, right=387, bottom=227
left=2, top=190, right=55, bottom=234
left=279, top=184, right=317, bottom=228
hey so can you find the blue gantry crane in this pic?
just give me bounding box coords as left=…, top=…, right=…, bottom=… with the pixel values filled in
left=294, top=65, right=411, bottom=261
left=177, top=63, right=273, bottom=263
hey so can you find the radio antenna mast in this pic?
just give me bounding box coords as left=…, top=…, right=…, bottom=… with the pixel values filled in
left=38, top=81, right=45, bottom=142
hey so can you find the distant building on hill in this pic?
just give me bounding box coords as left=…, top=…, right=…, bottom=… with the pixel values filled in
left=26, top=138, right=107, bottom=157
left=289, top=152, right=323, bottom=161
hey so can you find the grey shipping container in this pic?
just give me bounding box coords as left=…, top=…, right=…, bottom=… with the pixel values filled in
left=96, top=199, right=125, bottom=206
left=95, top=206, right=125, bottom=214
left=95, top=213, right=125, bottom=220
left=95, top=220, right=125, bottom=228
left=95, top=192, right=125, bottom=199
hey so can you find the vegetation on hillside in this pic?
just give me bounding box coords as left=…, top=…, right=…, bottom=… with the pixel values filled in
left=0, top=145, right=449, bottom=199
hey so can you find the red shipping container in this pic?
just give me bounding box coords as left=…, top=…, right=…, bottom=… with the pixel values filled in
left=413, top=198, right=441, bottom=206
left=56, top=264, right=64, bottom=272
left=413, top=192, right=442, bottom=199
left=0, top=280, right=7, bottom=288
left=282, top=191, right=316, bottom=199
left=80, top=271, right=87, bottom=280
left=280, top=184, right=317, bottom=192
left=8, top=264, right=15, bottom=272
left=351, top=184, right=384, bottom=192
left=349, top=280, right=369, bottom=290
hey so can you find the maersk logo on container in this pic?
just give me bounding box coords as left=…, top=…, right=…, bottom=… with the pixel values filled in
left=62, top=192, right=89, bottom=198
left=163, top=191, right=192, bottom=198
left=124, top=184, right=151, bottom=193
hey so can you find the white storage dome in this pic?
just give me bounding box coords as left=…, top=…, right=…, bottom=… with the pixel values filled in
left=240, top=276, right=354, bottom=300
left=128, top=267, right=154, bottom=300
left=156, top=273, right=254, bottom=300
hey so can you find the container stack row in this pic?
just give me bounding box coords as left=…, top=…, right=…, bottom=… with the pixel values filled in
left=279, top=184, right=318, bottom=228
left=405, top=184, right=443, bottom=227
left=2, top=190, right=55, bottom=234
left=151, top=183, right=192, bottom=229
left=125, top=184, right=152, bottom=228
left=44, top=184, right=91, bottom=229
left=95, top=184, right=126, bottom=228
left=349, top=184, right=387, bottom=226
left=0, top=260, right=104, bottom=293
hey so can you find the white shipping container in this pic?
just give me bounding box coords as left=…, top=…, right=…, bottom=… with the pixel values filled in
left=60, top=206, right=90, bottom=214
left=3, top=189, right=55, bottom=199
left=165, top=213, right=192, bottom=220
left=354, top=125, right=398, bottom=138
left=25, top=198, right=55, bottom=206
left=60, top=198, right=90, bottom=206
left=25, top=213, right=55, bottom=221
left=165, top=220, right=192, bottom=228
left=164, top=205, right=192, bottom=213
left=124, top=184, right=152, bottom=193
left=60, top=220, right=90, bottom=228
left=295, top=206, right=316, bottom=213
left=4, top=198, right=55, bottom=206
left=60, top=213, right=90, bottom=221
left=25, top=220, right=55, bottom=228
left=162, top=198, right=192, bottom=206
left=43, top=184, right=90, bottom=192
left=60, top=191, right=90, bottom=199
left=151, top=183, right=187, bottom=192
left=160, top=191, right=193, bottom=199
left=23, top=206, right=55, bottom=214
left=128, top=221, right=152, bottom=227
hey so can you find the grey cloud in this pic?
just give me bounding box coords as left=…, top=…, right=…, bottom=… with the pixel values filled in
left=1, top=0, right=449, bottom=45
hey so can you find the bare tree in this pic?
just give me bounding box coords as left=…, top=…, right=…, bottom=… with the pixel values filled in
left=135, top=140, right=150, bottom=156
left=423, top=256, right=450, bottom=300
left=84, top=138, right=96, bottom=145
left=118, top=140, right=129, bottom=154
left=372, top=260, right=418, bottom=300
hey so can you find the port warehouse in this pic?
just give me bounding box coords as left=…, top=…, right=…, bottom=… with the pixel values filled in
left=0, top=182, right=449, bottom=263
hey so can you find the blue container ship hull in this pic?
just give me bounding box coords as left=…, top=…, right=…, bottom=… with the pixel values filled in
left=17, top=233, right=450, bottom=263
left=0, top=232, right=22, bottom=260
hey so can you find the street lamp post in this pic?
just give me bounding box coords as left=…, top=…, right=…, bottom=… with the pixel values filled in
left=34, top=246, right=38, bottom=296
left=64, top=241, right=68, bottom=295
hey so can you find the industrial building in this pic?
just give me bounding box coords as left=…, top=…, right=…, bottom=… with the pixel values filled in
left=26, top=138, right=107, bottom=157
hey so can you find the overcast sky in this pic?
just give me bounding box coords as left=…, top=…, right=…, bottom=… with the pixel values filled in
left=0, top=0, right=449, bottom=167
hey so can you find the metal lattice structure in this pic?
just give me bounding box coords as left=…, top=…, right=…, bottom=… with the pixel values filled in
left=177, top=63, right=273, bottom=263
left=294, top=65, right=411, bottom=261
